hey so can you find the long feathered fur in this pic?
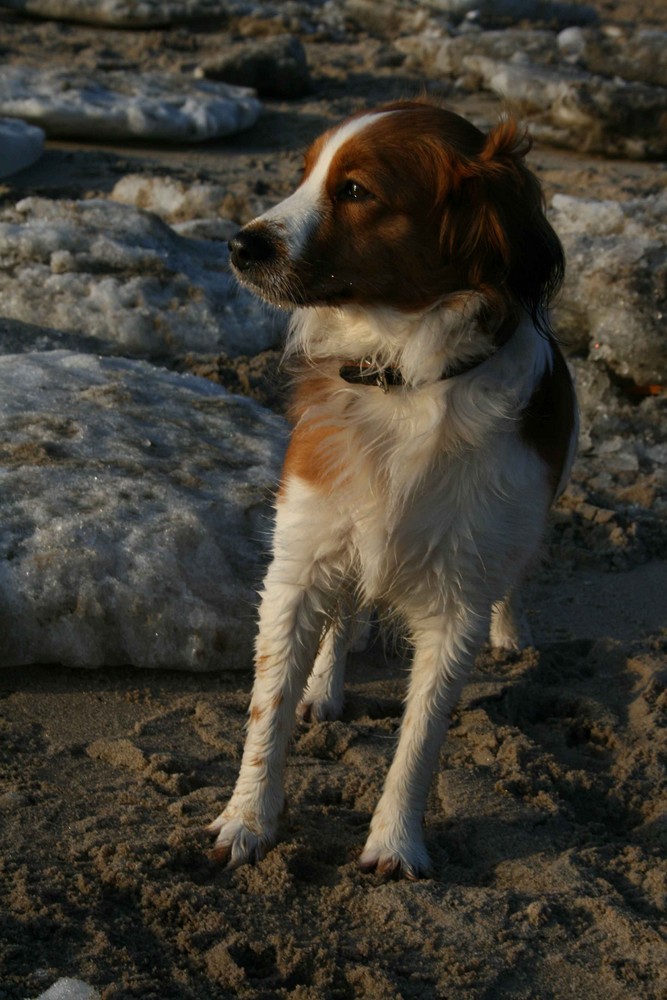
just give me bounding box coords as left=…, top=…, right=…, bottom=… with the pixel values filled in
left=208, top=99, right=577, bottom=878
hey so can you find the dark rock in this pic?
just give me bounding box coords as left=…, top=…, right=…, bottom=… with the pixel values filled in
left=197, top=35, right=312, bottom=99
left=431, top=0, right=598, bottom=27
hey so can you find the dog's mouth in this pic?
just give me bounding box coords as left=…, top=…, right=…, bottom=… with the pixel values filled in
left=232, top=264, right=302, bottom=310
left=233, top=265, right=352, bottom=311
left=229, top=231, right=356, bottom=309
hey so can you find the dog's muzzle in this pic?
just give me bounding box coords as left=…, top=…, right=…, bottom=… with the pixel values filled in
left=228, top=227, right=276, bottom=272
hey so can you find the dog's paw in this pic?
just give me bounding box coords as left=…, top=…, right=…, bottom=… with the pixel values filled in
left=296, top=693, right=343, bottom=723
left=490, top=597, right=532, bottom=652
left=358, top=833, right=432, bottom=881
left=206, top=813, right=275, bottom=869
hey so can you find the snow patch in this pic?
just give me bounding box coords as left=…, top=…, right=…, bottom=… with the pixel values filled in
left=0, top=351, right=287, bottom=670
left=0, top=65, right=261, bottom=142
left=0, top=197, right=281, bottom=358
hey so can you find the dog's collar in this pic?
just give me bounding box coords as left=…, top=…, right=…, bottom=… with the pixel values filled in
left=338, top=353, right=494, bottom=394
left=338, top=361, right=404, bottom=393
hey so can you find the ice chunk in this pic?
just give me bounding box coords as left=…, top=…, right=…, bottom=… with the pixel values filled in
left=0, top=351, right=287, bottom=670
left=557, top=26, right=587, bottom=60
left=573, top=26, right=667, bottom=88
left=397, top=25, right=667, bottom=159
left=0, top=197, right=282, bottom=358
left=464, top=56, right=667, bottom=158
left=34, top=978, right=100, bottom=1000
left=397, top=28, right=558, bottom=79
left=549, top=194, right=628, bottom=238
left=0, top=117, right=44, bottom=179
left=551, top=192, right=667, bottom=385
left=647, top=443, right=667, bottom=465
left=110, top=175, right=232, bottom=224
left=0, top=66, right=261, bottom=143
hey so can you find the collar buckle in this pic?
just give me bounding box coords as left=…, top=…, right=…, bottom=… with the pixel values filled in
left=339, top=357, right=403, bottom=391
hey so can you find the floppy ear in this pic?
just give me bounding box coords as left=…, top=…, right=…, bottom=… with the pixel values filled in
left=441, top=117, right=564, bottom=333
left=480, top=116, right=532, bottom=164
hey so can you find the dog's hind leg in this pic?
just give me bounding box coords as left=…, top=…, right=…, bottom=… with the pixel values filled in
left=297, top=615, right=350, bottom=723
left=297, top=605, right=370, bottom=722
left=489, top=587, right=533, bottom=651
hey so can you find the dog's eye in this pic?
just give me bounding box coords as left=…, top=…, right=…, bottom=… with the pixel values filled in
left=336, top=180, right=372, bottom=202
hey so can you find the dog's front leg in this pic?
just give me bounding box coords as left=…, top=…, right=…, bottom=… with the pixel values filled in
left=359, top=613, right=483, bottom=880
left=208, top=557, right=330, bottom=868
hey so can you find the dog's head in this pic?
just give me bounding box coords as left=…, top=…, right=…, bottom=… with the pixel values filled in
left=229, top=99, right=563, bottom=330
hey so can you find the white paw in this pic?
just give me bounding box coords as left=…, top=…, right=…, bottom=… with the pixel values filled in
left=359, top=830, right=432, bottom=880
left=296, top=693, right=343, bottom=723
left=490, top=628, right=520, bottom=653
left=490, top=596, right=532, bottom=652
left=207, top=812, right=275, bottom=869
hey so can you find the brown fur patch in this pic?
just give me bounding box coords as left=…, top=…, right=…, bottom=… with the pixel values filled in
left=278, top=374, right=348, bottom=496
left=255, top=653, right=270, bottom=674
left=521, top=339, right=577, bottom=496
left=280, top=419, right=346, bottom=494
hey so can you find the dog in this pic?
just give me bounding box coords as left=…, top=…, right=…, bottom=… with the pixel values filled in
left=208, top=98, right=577, bottom=879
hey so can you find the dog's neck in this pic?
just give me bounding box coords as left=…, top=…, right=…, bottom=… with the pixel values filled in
left=286, top=294, right=519, bottom=388
left=337, top=350, right=502, bottom=392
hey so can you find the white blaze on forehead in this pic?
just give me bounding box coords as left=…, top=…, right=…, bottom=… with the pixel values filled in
left=254, top=111, right=393, bottom=255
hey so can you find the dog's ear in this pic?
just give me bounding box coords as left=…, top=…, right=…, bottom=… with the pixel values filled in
left=440, top=117, right=564, bottom=333
left=479, top=116, right=532, bottom=165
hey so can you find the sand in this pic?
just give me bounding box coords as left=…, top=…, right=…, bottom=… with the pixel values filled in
left=0, top=1, right=666, bottom=997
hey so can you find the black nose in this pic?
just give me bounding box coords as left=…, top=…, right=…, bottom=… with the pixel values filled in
left=228, top=228, right=275, bottom=272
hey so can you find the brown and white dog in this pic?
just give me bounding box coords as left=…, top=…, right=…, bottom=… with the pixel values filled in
left=208, top=99, right=577, bottom=878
